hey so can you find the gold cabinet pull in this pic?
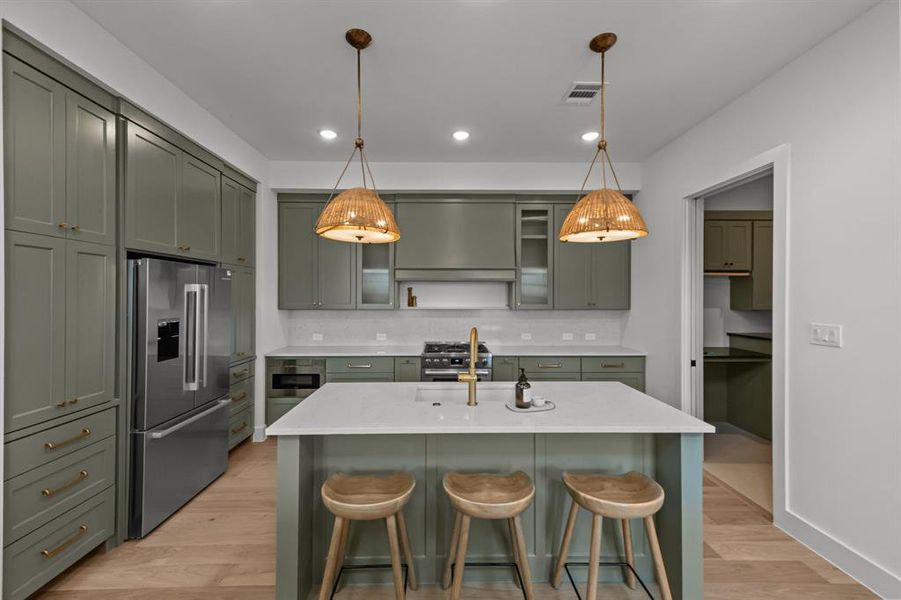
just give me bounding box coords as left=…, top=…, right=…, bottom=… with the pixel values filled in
left=45, top=428, right=91, bottom=450
left=41, top=525, right=87, bottom=559
left=230, top=421, right=248, bottom=434
left=232, top=369, right=249, bottom=378
left=55, top=397, right=79, bottom=408
left=58, top=222, right=69, bottom=230
left=537, top=363, right=563, bottom=369
left=231, top=392, right=248, bottom=403
left=601, top=362, right=625, bottom=369
left=237, top=256, right=246, bottom=262
left=346, top=363, right=372, bottom=369
left=42, top=470, right=88, bottom=497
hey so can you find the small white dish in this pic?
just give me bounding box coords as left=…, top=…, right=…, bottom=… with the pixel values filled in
left=531, top=395, right=547, bottom=407
left=505, top=400, right=556, bottom=413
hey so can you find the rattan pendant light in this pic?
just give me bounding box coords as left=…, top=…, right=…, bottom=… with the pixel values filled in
left=559, top=33, right=648, bottom=243
left=315, top=29, right=400, bottom=243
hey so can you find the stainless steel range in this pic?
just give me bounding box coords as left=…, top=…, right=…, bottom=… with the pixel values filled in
left=420, top=341, right=493, bottom=382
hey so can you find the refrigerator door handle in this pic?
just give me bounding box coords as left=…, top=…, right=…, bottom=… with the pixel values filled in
left=200, top=283, right=209, bottom=388
left=184, top=284, right=201, bottom=391
left=149, top=399, right=230, bottom=440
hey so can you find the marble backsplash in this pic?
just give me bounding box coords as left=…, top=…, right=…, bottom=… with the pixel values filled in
left=279, top=310, right=628, bottom=347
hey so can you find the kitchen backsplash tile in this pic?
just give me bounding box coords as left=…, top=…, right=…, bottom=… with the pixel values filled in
left=280, top=310, right=627, bottom=347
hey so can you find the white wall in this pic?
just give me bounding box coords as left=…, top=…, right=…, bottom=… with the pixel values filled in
left=629, top=2, right=901, bottom=596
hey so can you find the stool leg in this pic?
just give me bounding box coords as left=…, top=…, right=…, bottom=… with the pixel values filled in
left=587, top=513, right=602, bottom=600
left=319, top=516, right=345, bottom=600
left=385, top=514, right=405, bottom=600
left=450, top=514, right=471, bottom=600
left=507, top=519, right=522, bottom=589
left=552, top=499, right=579, bottom=588
left=644, top=515, right=672, bottom=600
left=442, top=511, right=462, bottom=589
left=511, top=515, right=534, bottom=600
left=396, top=510, right=418, bottom=590
left=332, top=519, right=350, bottom=595
left=621, top=519, right=637, bottom=589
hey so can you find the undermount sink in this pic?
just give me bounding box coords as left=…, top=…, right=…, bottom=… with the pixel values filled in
left=414, top=383, right=514, bottom=405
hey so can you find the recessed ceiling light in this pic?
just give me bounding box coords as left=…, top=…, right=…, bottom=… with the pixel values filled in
left=452, top=130, right=470, bottom=141
left=319, top=129, right=338, bottom=140
left=581, top=131, right=599, bottom=142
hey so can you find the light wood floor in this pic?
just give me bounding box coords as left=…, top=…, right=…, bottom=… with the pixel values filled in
left=34, top=438, right=876, bottom=599
left=704, top=429, right=773, bottom=514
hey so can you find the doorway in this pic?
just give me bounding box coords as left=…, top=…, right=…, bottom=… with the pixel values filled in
left=680, top=144, right=789, bottom=523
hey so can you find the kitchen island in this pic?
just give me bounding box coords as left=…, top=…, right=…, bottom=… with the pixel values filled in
left=267, top=381, right=714, bottom=600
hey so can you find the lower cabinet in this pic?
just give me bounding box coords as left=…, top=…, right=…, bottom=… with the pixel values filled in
left=228, top=375, right=254, bottom=450
left=519, top=356, right=581, bottom=381
left=492, top=357, right=519, bottom=381
left=394, top=357, right=421, bottom=382
left=326, top=357, right=395, bottom=382
left=267, top=398, right=301, bottom=426
left=581, top=372, right=646, bottom=392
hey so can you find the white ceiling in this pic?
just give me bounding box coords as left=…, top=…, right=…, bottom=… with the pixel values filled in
left=72, top=0, right=876, bottom=163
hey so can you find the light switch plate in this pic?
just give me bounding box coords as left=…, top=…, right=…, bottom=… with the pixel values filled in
left=810, top=323, right=842, bottom=348
left=584, top=333, right=597, bottom=341
left=311, top=333, right=324, bottom=341
left=376, top=333, right=387, bottom=341
left=521, top=333, right=532, bottom=341
left=562, top=333, right=574, bottom=341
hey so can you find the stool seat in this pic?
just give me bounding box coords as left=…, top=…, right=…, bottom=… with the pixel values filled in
left=563, top=471, right=664, bottom=519
left=322, top=472, right=415, bottom=520
left=443, top=471, right=534, bottom=520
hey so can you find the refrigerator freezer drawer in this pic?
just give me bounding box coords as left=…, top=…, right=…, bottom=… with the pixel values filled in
left=129, top=399, right=229, bottom=538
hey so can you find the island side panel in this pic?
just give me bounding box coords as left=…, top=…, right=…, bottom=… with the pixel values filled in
left=276, top=435, right=315, bottom=600
left=654, top=432, right=704, bottom=600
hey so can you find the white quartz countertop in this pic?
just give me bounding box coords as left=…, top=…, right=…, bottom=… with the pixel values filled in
left=265, top=344, right=644, bottom=358
left=265, top=381, right=713, bottom=436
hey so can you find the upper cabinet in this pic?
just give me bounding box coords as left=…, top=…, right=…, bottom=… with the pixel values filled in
left=704, top=220, right=752, bottom=271
left=124, top=121, right=221, bottom=261
left=731, top=220, right=773, bottom=310
left=516, top=205, right=553, bottom=309
left=4, top=57, right=116, bottom=245
left=357, top=242, right=395, bottom=309
left=230, top=265, right=256, bottom=361
left=279, top=202, right=320, bottom=309
left=221, top=176, right=256, bottom=268
left=553, top=204, right=630, bottom=309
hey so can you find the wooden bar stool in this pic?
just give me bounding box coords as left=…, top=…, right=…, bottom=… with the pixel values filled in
left=319, top=472, right=418, bottom=600
left=551, top=471, right=671, bottom=600
left=441, top=471, right=536, bottom=600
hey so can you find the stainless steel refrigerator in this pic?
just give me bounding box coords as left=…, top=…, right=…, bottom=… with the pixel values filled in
left=128, top=257, right=232, bottom=538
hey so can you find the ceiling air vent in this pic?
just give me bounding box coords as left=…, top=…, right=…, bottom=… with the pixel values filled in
left=563, top=81, right=601, bottom=104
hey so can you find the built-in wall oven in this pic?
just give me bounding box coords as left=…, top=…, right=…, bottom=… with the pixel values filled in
left=266, top=358, right=326, bottom=399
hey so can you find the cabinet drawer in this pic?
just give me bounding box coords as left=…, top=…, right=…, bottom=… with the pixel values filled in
left=228, top=407, right=252, bottom=450
left=518, top=356, right=581, bottom=374
left=326, top=357, right=395, bottom=375
left=580, top=356, right=645, bottom=374
left=229, top=360, right=255, bottom=383
left=266, top=398, right=300, bottom=426
left=229, top=376, right=254, bottom=416
left=581, top=372, right=646, bottom=392
left=5, top=407, right=116, bottom=480
left=526, top=373, right=581, bottom=382
left=5, top=436, right=115, bottom=543
left=4, top=486, right=114, bottom=600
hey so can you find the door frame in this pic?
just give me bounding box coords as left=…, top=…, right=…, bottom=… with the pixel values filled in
left=680, top=143, right=790, bottom=523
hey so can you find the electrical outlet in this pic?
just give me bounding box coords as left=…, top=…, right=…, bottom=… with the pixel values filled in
left=584, top=333, right=597, bottom=341
left=376, top=333, right=387, bottom=341
left=311, top=333, right=323, bottom=342
left=562, top=332, right=574, bottom=341
left=810, top=323, right=842, bottom=348
left=521, top=333, right=532, bottom=341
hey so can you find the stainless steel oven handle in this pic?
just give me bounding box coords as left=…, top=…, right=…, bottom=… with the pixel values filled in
left=423, top=369, right=491, bottom=376
left=149, top=399, right=229, bottom=440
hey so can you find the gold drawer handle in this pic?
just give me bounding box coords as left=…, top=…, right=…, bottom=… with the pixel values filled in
left=58, top=222, right=69, bottom=229
left=231, top=421, right=248, bottom=434
left=232, top=392, right=248, bottom=402
left=42, top=470, right=89, bottom=497
left=237, top=256, right=246, bottom=262
left=45, top=428, right=92, bottom=450
left=346, top=363, right=372, bottom=369
left=601, top=362, right=625, bottom=369
left=233, top=369, right=249, bottom=378
left=41, top=524, right=87, bottom=559
left=538, top=363, right=562, bottom=369
left=55, top=397, right=79, bottom=408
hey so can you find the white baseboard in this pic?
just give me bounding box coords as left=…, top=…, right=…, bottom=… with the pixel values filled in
left=776, top=508, right=901, bottom=599
left=252, top=425, right=267, bottom=442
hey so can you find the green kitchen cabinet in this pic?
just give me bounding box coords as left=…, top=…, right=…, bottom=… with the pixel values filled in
left=326, top=373, right=395, bottom=383
left=222, top=177, right=256, bottom=267
left=124, top=122, right=180, bottom=255
left=177, top=153, right=220, bottom=261
left=515, top=205, right=553, bottom=309
left=492, top=356, right=519, bottom=381
left=518, top=355, right=581, bottom=381
left=553, top=205, right=630, bottom=309
left=279, top=202, right=319, bottom=309
left=318, top=236, right=356, bottom=309
left=704, top=220, right=752, bottom=272
left=4, top=233, right=114, bottom=433
left=394, top=200, right=516, bottom=270
left=357, top=242, right=395, bottom=309
left=4, top=57, right=116, bottom=245
left=581, top=372, right=646, bottom=392
left=394, top=357, right=421, bottom=382
left=230, top=265, right=255, bottom=362
left=731, top=220, right=773, bottom=310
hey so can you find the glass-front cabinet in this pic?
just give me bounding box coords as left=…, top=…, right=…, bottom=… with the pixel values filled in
left=515, top=204, right=553, bottom=309
left=357, top=242, right=395, bottom=309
